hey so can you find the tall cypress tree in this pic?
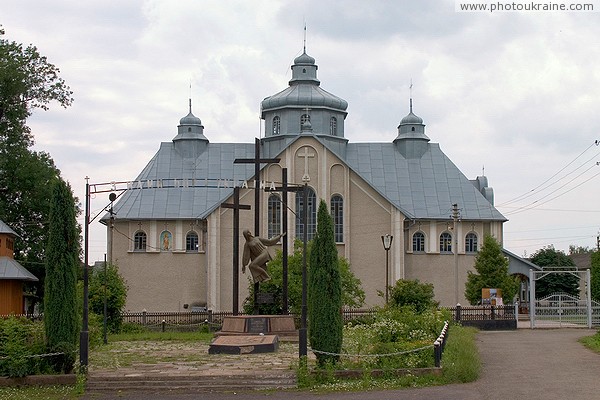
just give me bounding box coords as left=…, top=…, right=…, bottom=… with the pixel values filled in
left=44, top=179, right=79, bottom=372
left=308, top=200, right=342, bottom=366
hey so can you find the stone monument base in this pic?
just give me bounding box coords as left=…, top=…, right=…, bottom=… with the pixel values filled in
left=217, top=315, right=297, bottom=339
left=208, top=334, right=279, bottom=354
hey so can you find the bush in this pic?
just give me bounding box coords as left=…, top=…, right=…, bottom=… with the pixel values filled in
left=341, top=307, right=449, bottom=370
left=89, top=263, right=128, bottom=333
left=0, top=316, right=48, bottom=377
left=388, top=279, right=438, bottom=313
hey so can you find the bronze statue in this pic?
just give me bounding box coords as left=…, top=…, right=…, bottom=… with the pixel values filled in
left=242, top=229, right=285, bottom=283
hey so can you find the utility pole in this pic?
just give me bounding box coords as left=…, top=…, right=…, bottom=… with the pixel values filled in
left=452, top=203, right=461, bottom=305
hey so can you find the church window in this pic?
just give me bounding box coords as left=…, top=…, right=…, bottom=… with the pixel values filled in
left=330, top=117, right=337, bottom=136
left=413, top=232, right=425, bottom=253
left=295, top=187, right=317, bottom=240
left=188, top=127, right=192, bottom=132
left=268, top=194, right=282, bottom=238
left=134, top=231, right=147, bottom=251
left=186, top=231, right=199, bottom=252
left=330, top=195, right=343, bottom=242
left=465, top=233, right=478, bottom=253
left=411, top=127, right=415, bottom=131
left=272, top=116, right=281, bottom=135
left=301, top=114, right=310, bottom=127
left=440, top=232, right=452, bottom=253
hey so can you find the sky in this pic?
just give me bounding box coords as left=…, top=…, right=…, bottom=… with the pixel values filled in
left=2, top=0, right=600, bottom=263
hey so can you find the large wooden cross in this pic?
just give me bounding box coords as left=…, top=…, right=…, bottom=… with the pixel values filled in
left=265, top=168, right=304, bottom=314
left=297, top=146, right=315, bottom=182
left=234, top=138, right=280, bottom=313
left=221, top=186, right=251, bottom=316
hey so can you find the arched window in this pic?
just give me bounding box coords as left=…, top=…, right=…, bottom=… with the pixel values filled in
left=268, top=194, right=282, bottom=238
left=330, top=195, right=343, bottom=242
left=186, top=231, right=199, bottom=252
left=134, top=231, right=147, bottom=251
left=272, top=116, right=281, bottom=135
left=301, top=113, right=310, bottom=127
left=465, top=233, right=478, bottom=253
left=295, top=187, right=317, bottom=240
left=330, top=117, right=337, bottom=136
left=440, top=232, right=452, bottom=253
left=413, top=232, right=425, bottom=253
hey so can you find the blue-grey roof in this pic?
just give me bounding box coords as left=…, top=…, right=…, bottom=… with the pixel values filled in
left=0, top=257, right=38, bottom=281
left=109, top=143, right=256, bottom=221
left=342, top=142, right=506, bottom=221
left=109, top=135, right=506, bottom=223
left=503, top=248, right=542, bottom=275
left=0, top=220, right=17, bottom=236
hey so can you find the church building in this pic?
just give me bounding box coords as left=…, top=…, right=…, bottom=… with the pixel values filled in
left=106, top=49, right=533, bottom=312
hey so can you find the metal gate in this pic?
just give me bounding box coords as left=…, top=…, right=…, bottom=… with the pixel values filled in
left=532, top=293, right=600, bottom=328
left=529, top=269, right=598, bottom=328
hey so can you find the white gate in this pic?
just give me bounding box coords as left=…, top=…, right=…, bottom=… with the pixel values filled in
left=529, top=269, right=596, bottom=328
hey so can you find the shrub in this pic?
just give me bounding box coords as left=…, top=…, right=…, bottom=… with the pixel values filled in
left=388, top=279, right=438, bottom=313
left=0, top=316, right=47, bottom=377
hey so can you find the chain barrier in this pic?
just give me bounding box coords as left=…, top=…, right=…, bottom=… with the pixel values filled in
left=309, top=344, right=434, bottom=358
left=0, top=351, right=68, bottom=361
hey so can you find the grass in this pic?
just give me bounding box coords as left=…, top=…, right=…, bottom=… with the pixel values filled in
left=0, top=374, right=85, bottom=400
left=297, top=324, right=481, bottom=392
left=1, top=325, right=482, bottom=397
left=579, top=330, right=600, bottom=352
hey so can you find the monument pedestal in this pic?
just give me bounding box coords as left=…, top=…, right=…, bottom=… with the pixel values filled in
left=217, top=315, right=297, bottom=339
left=209, top=334, right=279, bottom=354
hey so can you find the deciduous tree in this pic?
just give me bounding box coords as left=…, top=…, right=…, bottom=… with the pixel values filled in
left=530, top=246, right=579, bottom=298
left=0, top=28, right=74, bottom=309
left=465, top=234, right=519, bottom=305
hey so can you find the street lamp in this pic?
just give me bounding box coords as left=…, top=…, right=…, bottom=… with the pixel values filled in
left=381, top=234, right=393, bottom=304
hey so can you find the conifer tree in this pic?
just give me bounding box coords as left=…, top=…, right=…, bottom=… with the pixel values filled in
left=465, top=234, right=518, bottom=305
left=308, top=200, right=342, bottom=366
left=590, top=251, right=600, bottom=301
left=44, top=179, right=79, bottom=372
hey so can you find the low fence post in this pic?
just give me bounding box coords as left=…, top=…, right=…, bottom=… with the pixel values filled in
left=455, top=304, right=461, bottom=322
left=434, top=339, right=441, bottom=367
left=491, top=305, right=495, bottom=320
left=142, top=310, right=147, bottom=325
left=162, top=319, right=166, bottom=332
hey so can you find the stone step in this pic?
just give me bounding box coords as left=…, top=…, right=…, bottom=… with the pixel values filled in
left=86, top=374, right=297, bottom=393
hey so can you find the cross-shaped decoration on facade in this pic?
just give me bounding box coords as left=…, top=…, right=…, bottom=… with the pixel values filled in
left=298, top=146, right=315, bottom=182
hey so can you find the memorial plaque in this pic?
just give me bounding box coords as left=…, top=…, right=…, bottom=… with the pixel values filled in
left=246, top=317, right=269, bottom=333
left=208, top=335, right=279, bottom=354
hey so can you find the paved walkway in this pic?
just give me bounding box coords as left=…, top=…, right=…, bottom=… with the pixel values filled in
left=84, top=328, right=600, bottom=400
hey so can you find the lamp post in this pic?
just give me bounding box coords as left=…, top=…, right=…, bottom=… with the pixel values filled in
left=381, top=234, right=393, bottom=304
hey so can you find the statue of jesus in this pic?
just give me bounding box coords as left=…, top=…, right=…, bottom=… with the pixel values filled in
left=242, top=229, right=285, bottom=283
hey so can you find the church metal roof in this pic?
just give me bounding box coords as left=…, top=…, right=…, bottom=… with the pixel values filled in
left=108, top=136, right=505, bottom=223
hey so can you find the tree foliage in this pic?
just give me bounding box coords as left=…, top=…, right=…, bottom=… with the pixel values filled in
left=464, top=235, right=519, bottom=305
left=89, top=263, right=128, bottom=333
left=0, top=29, right=74, bottom=309
left=388, top=279, right=438, bottom=313
left=243, top=240, right=365, bottom=316
left=530, top=246, right=579, bottom=298
left=308, top=200, right=343, bottom=367
left=44, top=179, right=79, bottom=372
left=591, top=251, right=600, bottom=301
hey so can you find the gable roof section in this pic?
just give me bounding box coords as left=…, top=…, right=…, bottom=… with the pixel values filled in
left=0, top=257, right=38, bottom=281
left=0, top=220, right=18, bottom=236
left=109, top=142, right=256, bottom=221
left=338, top=141, right=506, bottom=221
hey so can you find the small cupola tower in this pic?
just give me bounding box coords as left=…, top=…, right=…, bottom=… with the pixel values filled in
left=394, top=99, right=430, bottom=158
left=173, top=99, right=209, bottom=158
